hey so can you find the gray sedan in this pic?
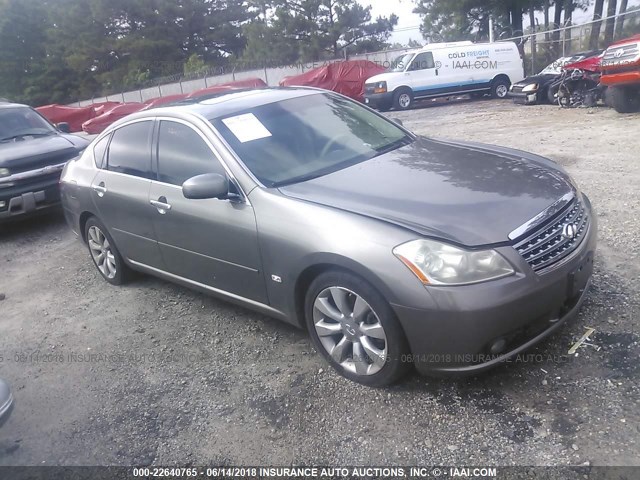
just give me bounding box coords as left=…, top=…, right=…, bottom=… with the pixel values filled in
left=60, top=88, right=596, bottom=386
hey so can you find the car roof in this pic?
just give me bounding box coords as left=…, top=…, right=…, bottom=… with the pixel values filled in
left=0, top=102, right=30, bottom=110
left=113, top=87, right=323, bottom=128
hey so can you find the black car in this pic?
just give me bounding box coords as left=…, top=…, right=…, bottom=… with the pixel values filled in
left=509, top=51, right=602, bottom=105
left=0, top=103, right=90, bottom=222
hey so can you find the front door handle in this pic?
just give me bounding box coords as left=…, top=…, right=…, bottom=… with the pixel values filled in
left=92, top=182, right=107, bottom=197
left=150, top=197, right=171, bottom=215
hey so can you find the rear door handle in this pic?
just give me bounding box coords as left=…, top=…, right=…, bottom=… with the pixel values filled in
left=92, top=183, right=107, bottom=197
left=150, top=197, right=171, bottom=214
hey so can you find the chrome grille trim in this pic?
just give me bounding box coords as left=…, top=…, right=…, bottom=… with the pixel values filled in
left=514, top=196, right=589, bottom=272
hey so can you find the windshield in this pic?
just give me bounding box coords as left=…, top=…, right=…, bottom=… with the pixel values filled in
left=0, top=107, right=56, bottom=142
left=390, top=53, right=414, bottom=72
left=211, top=93, right=412, bottom=187
left=540, top=55, right=587, bottom=74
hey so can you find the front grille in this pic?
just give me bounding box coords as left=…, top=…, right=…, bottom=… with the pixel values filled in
left=514, top=197, right=589, bottom=272
left=602, top=42, right=640, bottom=66
left=511, top=84, right=525, bottom=93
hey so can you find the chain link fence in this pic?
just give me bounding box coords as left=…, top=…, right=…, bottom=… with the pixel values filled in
left=71, top=9, right=640, bottom=106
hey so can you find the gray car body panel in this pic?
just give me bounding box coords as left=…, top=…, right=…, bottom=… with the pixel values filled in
left=60, top=88, right=596, bottom=373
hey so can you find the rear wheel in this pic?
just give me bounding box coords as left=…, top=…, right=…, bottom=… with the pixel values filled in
left=85, top=217, right=129, bottom=285
left=393, top=88, right=413, bottom=110
left=609, top=85, right=640, bottom=113
left=305, top=270, right=411, bottom=386
left=491, top=77, right=511, bottom=99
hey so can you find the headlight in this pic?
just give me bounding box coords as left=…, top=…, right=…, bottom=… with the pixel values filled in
left=373, top=81, right=387, bottom=94
left=522, top=83, right=539, bottom=93
left=393, top=239, right=514, bottom=285
left=0, top=168, right=10, bottom=178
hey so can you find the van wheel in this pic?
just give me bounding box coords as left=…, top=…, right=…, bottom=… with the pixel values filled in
left=491, top=78, right=511, bottom=99
left=393, top=88, right=414, bottom=110
left=609, top=86, right=640, bottom=113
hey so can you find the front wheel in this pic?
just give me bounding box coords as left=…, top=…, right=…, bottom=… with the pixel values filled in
left=305, top=270, right=411, bottom=386
left=393, top=88, right=413, bottom=110
left=491, top=78, right=511, bottom=99
left=609, top=86, right=640, bottom=113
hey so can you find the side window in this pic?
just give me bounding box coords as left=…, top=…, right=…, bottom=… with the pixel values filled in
left=157, top=121, right=225, bottom=186
left=93, top=133, right=110, bottom=169
left=106, top=121, right=153, bottom=178
left=410, top=52, right=435, bottom=71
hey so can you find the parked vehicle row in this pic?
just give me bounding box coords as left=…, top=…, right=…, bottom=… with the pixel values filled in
left=509, top=34, right=640, bottom=113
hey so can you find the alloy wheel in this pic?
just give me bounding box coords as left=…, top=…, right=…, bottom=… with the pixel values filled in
left=312, top=286, right=388, bottom=376
left=496, top=84, right=508, bottom=98
left=398, top=93, right=411, bottom=108
left=87, top=226, right=117, bottom=279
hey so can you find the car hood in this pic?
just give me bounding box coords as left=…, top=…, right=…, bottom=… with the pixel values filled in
left=278, top=137, right=574, bottom=246
left=0, top=134, right=88, bottom=171
left=514, top=73, right=558, bottom=86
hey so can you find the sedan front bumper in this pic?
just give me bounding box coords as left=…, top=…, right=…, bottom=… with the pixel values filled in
left=509, top=90, right=539, bottom=105
left=391, top=203, right=597, bottom=375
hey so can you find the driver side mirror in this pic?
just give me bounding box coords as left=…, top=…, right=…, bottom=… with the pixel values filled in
left=182, top=173, right=229, bottom=200
left=56, top=122, right=70, bottom=133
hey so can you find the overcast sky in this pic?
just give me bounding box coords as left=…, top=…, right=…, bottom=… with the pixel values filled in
left=364, top=0, right=640, bottom=45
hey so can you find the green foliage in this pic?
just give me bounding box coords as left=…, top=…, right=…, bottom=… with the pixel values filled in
left=0, top=0, right=398, bottom=104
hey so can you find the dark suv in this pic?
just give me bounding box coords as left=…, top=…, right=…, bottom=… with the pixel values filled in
left=0, top=102, right=89, bottom=221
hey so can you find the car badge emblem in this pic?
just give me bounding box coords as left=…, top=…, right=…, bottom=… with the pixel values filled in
left=562, top=223, right=578, bottom=240
left=615, top=48, right=624, bottom=58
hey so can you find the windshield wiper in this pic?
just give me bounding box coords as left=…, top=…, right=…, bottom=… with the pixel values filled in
left=374, top=136, right=413, bottom=156
left=0, top=131, right=55, bottom=142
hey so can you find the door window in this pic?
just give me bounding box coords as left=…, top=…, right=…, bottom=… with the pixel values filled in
left=410, top=52, right=435, bottom=71
left=106, top=121, right=153, bottom=178
left=156, top=121, right=225, bottom=186
left=93, top=133, right=111, bottom=169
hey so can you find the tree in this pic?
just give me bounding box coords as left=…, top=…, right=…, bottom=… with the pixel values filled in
left=615, top=0, right=629, bottom=39
left=589, top=0, right=606, bottom=48
left=603, top=0, right=618, bottom=45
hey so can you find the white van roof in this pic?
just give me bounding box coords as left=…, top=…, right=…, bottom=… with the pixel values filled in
left=420, top=41, right=474, bottom=51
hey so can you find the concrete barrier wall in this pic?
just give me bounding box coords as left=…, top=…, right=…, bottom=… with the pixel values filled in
left=69, top=47, right=416, bottom=106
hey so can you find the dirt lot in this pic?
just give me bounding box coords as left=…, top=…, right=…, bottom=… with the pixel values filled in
left=0, top=99, right=638, bottom=468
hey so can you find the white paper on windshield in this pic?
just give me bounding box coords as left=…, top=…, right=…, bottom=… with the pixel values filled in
left=222, top=113, right=272, bottom=143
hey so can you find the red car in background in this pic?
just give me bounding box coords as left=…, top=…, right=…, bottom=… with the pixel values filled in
left=280, top=60, right=386, bottom=102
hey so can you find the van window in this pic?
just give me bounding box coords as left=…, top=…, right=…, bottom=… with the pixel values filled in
left=410, top=52, right=435, bottom=71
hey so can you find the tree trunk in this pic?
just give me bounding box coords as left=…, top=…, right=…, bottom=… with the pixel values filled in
left=529, top=7, right=537, bottom=75
left=564, top=0, right=574, bottom=54
left=615, top=0, right=629, bottom=40
left=544, top=1, right=550, bottom=42
left=589, top=0, right=605, bottom=49
left=552, top=1, right=563, bottom=55
left=604, top=0, right=618, bottom=45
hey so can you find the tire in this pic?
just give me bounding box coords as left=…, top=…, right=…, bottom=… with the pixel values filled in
left=546, top=86, right=558, bottom=105
left=491, top=77, right=511, bottom=99
left=84, top=217, right=129, bottom=285
left=392, top=88, right=413, bottom=110
left=609, top=86, right=640, bottom=113
left=304, top=270, right=411, bottom=387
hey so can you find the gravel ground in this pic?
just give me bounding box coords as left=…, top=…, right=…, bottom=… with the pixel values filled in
left=0, top=98, right=638, bottom=468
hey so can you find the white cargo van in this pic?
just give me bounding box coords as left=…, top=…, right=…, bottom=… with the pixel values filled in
left=363, top=41, right=524, bottom=111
